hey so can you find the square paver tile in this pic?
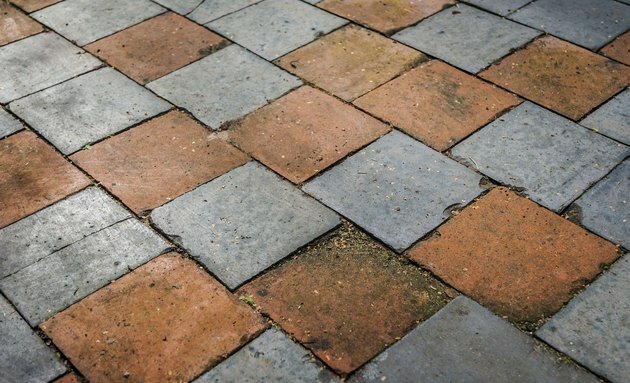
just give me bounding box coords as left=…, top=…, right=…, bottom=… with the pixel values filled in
left=581, top=88, right=629, bottom=145
left=85, top=12, right=227, bottom=84
left=147, top=45, right=301, bottom=129
left=509, top=0, right=630, bottom=51
left=207, top=0, right=347, bottom=60
left=0, top=108, right=22, bottom=138
left=407, top=187, right=620, bottom=323
left=601, top=31, right=630, bottom=65
left=480, top=36, right=630, bottom=121
left=229, top=86, right=389, bottom=184
left=71, top=110, right=248, bottom=214
left=187, top=0, right=262, bottom=24
left=41, top=254, right=266, bottom=383
left=153, top=0, right=207, bottom=14
left=462, top=0, right=530, bottom=16
left=276, top=24, right=424, bottom=101
left=0, top=2, right=43, bottom=46
left=53, top=373, right=80, bottom=383
left=238, top=223, right=450, bottom=374
left=303, top=130, right=483, bottom=252
left=393, top=4, right=540, bottom=73
left=151, top=162, right=339, bottom=289
left=0, top=32, right=101, bottom=103
left=10, top=67, right=171, bottom=155
left=0, top=131, right=90, bottom=229
left=451, top=102, right=629, bottom=212
left=31, top=0, right=165, bottom=46
left=10, top=0, right=61, bottom=12
left=354, top=60, right=521, bottom=151
left=350, top=296, right=598, bottom=383
left=537, top=255, right=630, bottom=383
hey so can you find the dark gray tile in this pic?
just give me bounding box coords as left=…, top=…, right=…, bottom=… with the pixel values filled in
left=463, top=0, right=531, bottom=16
left=581, top=89, right=629, bottom=145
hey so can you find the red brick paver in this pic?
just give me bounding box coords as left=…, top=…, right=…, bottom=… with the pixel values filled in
left=0, top=2, right=42, bottom=46
left=52, top=373, right=80, bottom=383
left=9, top=0, right=60, bottom=13
left=600, top=31, right=630, bottom=66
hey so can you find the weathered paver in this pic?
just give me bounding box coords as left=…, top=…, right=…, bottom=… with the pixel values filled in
left=303, top=130, right=483, bottom=252
left=354, top=60, right=521, bottom=151
left=581, top=88, right=630, bottom=145
left=9, top=0, right=61, bottom=12
left=0, top=108, right=22, bottom=138
left=147, top=45, right=301, bottom=129
left=31, top=0, right=165, bottom=46
left=0, top=32, right=101, bottom=103
left=509, top=0, right=630, bottom=51
left=537, top=255, right=630, bottom=383
left=350, top=296, right=598, bottom=383
left=276, top=24, right=424, bottom=101
left=238, top=223, right=450, bottom=375
left=187, top=0, right=262, bottom=24
left=393, top=4, right=540, bottom=73
left=601, top=31, right=630, bottom=65
left=408, top=188, right=620, bottom=323
left=208, top=0, right=346, bottom=60
left=0, top=295, right=66, bottom=383
left=53, top=373, right=81, bottom=383
left=230, top=86, right=389, bottom=184
left=153, top=0, right=206, bottom=14
left=10, top=67, right=171, bottom=155
left=41, top=254, right=266, bottom=383
left=0, top=2, right=43, bottom=46
left=152, top=162, right=339, bottom=289
left=195, top=328, right=341, bottom=383
left=462, top=0, right=530, bottom=16
left=0, top=131, right=90, bottom=229
left=451, top=102, right=629, bottom=212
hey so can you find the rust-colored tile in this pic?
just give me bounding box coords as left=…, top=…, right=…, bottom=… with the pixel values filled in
left=0, top=2, right=43, bottom=46
left=319, top=0, right=454, bottom=35
left=238, top=223, right=450, bottom=375
left=354, top=60, right=521, bottom=151
left=480, top=36, right=630, bottom=121
left=41, top=253, right=266, bottom=383
left=85, top=12, right=227, bottom=84
left=70, top=110, right=248, bottom=215
left=9, top=0, right=60, bottom=12
left=0, top=131, right=90, bottom=229
left=53, top=373, right=80, bottom=383
left=276, top=24, right=424, bottom=101
left=600, top=31, right=630, bottom=66
left=229, top=86, right=388, bottom=184
left=408, top=188, right=619, bottom=324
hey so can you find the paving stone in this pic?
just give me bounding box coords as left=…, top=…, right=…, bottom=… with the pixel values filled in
left=480, top=36, right=630, bottom=121
left=318, top=0, right=455, bottom=35
left=41, top=254, right=266, bottom=383
left=393, top=4, right=540, bottom=73
left=187, top=0, right=262, bottom=24
left=354, top=60, right=521, bottom=151
left=0, top=32, right=101, bottom=103
left=537, top=255, right=630, bottom=383
left=152, top=162, right=339, bottom=289
left=230, top=86, right=389, bottom=184
left=462, top=0, right=530, bottom=16
left=0, top=107, right=22, bottom=138
left=0, top=218, right=169, bottom=325
left=0, top=295, right=66, bottom=383
left=71, top=110, right=248, bottom=214
left=195, top=328, right=341, bottom=383
left=0, top=2, right=43, bottom=46
left=85, top=12, right=227, bottom=84
left=601, top=31, right=630, bottom=65
left=147, top=45, right=301, bottom=129
left=581, top=89, right=630, bottom=145
left=53, top=373, right=81, bottom=383
left=276, top=24, right=424, bottom=101
left=238, top=223, right=450, bottom=374
left=303, top=130, right=483, bottom=252
left=9, top=0, right=60, bottom=12
left=153, top=0, right=206, bottom=14
left=10, top=67, right=171, bottom=155
left=408, top=188, right=620, bottom=323
left=0, top=187, right=131, bottom=278
left=207, top=0, right=347, bottom=60
left=31, top=0, right=165, bottom=46
left=509, top=0, right=630, bottom=51
left=451, top=102, right=629, bottom=212
left=350, top=296, right=598, bottom=383
left=0, top=131, right=90, bottom=229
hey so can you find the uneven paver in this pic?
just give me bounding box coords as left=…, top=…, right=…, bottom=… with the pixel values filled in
left=0, top=108, right=22, bottom=138
left=0, top=2, right=43, bottom=46
left=581, top=88, right=629, bottom=145
left=41, top=254, right=266, bottom=383
left=187, top=0, right=262, bottom=24
left=462, top=0, right=530, bottom=16
left=601, top=31, right=630, bottom=65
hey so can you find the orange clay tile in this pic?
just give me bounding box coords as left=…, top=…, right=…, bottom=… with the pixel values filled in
left=0, top=2, right=43, bottom=46
left=600, top=31, right=630, bottom=66
left=9, top=0, right=60, bottom=13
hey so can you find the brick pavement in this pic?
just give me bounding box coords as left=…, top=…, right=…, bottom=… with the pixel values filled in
left=0, top=0, right=628, bottom=382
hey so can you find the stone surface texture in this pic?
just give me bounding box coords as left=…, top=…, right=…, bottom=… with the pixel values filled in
left=601, top=31, right=630, bottom=65
left=581, top=88, right=629, bottom=145
left=10, top=0, right=61, bottom=12
left=463, top=0, right=530, bottom=16
left=0, top=108, right=22, bottom=138
left=0, top=2, right=43, bottom=46
left=187, top=0, right=262, bottom=24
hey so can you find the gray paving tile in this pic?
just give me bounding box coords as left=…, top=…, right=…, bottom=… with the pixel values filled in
left=195, top=328, right=341, bottom=383
left=0, top=218, right=169, bottom=325
left=0, top=108, right=22, bottom=138
left=581, top=89, right=629, bottom=145
left=32, top=0, right=165, bottom=46
left=510, top=0, right=630, bottom=50
left=147, top=45, right=301, bottom=129
left=463, top=0, right=531, bottom=16
left=151, top=162, right=339, bottom=289
left=451, top=102, right=629, bottom=212
left=0, top=295, right=66, bottom=383
left=537, top=255, right=630, bottom=383
left=187, top=0, right=262, bottom=24
left=153, top=0, right=205, bottom=14
left=10, top=67, right=171, bottom=154
left=0, top=187, right=131, bottom=279
left=0, top=33, right=101, bottom=103
left=207, top=0, right=347, bottom=60
left=303, top=130, right=483, bottom=252
left=350, top=296, right=598, bottom=383
left=393, top=4, right=540, bottom=73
